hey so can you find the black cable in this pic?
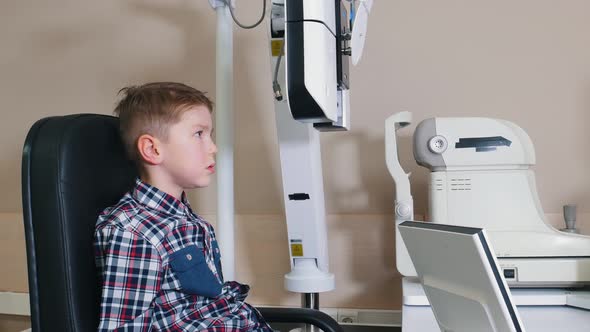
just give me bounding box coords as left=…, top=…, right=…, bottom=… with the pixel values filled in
left=272, top=39, right=284, bottom=100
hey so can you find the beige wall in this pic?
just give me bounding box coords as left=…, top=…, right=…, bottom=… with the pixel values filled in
left=2, top=0, right=590, bottom=311
left=0, top=314, right=30, bottom=332
left=0, top=214, right=27, bottom=293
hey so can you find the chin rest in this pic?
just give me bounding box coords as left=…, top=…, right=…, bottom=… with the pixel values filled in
left=22, top=114, right=342, bottom=332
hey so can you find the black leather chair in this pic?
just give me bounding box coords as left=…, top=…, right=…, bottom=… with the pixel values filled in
left=22, top=114, right=341, bottom=332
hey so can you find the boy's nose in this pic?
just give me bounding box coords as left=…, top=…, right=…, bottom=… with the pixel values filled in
left=210, top=142, right=218, bottom=154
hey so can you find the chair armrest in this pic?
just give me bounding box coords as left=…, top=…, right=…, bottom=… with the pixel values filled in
left=258, top=307, right=343, bottom=332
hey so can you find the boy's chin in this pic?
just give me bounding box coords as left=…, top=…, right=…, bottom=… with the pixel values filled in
left=186, top=179, right=211, bottom=189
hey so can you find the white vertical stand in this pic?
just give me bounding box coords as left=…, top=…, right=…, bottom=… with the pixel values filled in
left=213, top=1, right=235, bottom=281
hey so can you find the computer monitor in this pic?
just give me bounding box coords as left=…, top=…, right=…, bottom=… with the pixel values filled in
left=398, top=221, right=525, bottom=332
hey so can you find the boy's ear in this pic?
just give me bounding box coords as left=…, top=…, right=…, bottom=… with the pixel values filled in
left=137, top=134, right=163, bottom=165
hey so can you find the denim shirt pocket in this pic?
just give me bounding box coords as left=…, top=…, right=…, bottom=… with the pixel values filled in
left=211, top=240, right=224, bottom=282
left=169, top=245, right=222, bottom=298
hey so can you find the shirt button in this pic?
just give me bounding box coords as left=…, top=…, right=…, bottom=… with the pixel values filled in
left=186, top=254, right=192, bottom=260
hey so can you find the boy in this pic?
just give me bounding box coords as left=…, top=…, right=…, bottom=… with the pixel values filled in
left=94, top=82, right=273, bottom=331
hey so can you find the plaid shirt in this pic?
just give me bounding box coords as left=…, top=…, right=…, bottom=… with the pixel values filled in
left=94, top=179, right=273, bottom=331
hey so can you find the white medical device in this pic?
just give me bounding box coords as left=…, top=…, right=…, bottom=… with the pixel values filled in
left=399, top=221, right=525, bottom=332
left=284, top=0, right=351, bottom=130
left=269, top=0, right=372, bottom=294
left=387, top=112, right=590, bottom=287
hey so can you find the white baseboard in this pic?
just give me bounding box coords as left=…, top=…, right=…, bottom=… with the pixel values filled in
left=0, top=292, right=30, bottom=316
left=259, top=306, right=402, bottom=327
left=323, top=308, right=401, bottom=327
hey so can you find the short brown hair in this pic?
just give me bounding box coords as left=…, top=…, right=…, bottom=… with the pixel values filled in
left=114, top=82, right=214, bottom=164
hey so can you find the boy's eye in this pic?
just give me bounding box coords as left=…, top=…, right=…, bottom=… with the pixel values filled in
left=195, top=130, right=203, bottom=137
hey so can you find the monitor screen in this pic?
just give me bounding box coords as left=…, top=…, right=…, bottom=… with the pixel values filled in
left=399, top=221, right=525, bottom=332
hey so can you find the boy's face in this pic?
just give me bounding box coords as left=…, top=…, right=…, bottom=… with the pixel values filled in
left=161, top=105, right=217, bottom=189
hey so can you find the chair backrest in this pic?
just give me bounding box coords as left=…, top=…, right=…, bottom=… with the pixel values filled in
left=22, top=114, right=137, bottom=331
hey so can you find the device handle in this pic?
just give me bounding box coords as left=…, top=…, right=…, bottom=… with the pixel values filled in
left=385, top=111, right=417, bottom=276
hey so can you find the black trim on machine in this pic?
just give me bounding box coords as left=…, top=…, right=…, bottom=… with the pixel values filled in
left=455, top=136, right=512, bottom=152
left=399, top=221, right=481, bottom=235
left=478, top=232, right=523, bottom=331
left=289, top=193, right=311, bottom=201
left=286, top=20, right=327, bottom=122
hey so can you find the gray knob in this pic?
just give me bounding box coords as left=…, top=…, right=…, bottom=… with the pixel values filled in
left=561, top=204, right=579, bottom=234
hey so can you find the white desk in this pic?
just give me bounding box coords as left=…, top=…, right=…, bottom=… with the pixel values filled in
left=402, top=277, right=590, bottom=332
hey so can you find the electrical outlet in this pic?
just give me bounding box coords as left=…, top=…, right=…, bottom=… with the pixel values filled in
left=337, top=309, right=358, bottom=324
